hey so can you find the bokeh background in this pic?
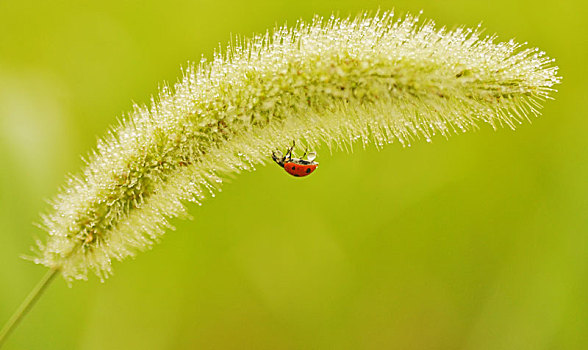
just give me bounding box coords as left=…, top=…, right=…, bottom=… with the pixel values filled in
left=0, top=0, right=585, bottom=349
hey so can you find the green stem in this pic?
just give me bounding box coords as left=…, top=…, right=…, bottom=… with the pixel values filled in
left=0, top=268, right=59, bottom=348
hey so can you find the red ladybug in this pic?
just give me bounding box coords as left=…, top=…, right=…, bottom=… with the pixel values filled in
left=272, top=141, right=318, bottom=177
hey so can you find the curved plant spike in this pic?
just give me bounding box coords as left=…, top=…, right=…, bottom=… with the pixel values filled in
left=31, top=11, right=560, bottom=282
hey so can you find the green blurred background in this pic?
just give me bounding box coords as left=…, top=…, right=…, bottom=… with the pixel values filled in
left=0, top=0, right=585, bottom=349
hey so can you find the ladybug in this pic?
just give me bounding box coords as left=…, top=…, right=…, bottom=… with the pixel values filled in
left=272, top=141, right=318, bottom=177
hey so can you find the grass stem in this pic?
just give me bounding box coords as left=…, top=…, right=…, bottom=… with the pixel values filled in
left=0, top=268, right=59, bottom=348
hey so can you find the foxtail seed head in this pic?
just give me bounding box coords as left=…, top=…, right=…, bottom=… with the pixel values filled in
left=32, top=12, right=560, bottom=281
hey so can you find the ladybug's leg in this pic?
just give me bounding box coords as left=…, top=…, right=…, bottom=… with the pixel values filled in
left=301, top=145, right=309, bottom=159
left=285, top=141, right=295, bottom=160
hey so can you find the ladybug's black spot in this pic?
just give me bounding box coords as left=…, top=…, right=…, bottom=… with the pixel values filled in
left=306, top=168, right=311, bottom=174
left=294, top=174, right=300, bottom=177
left=291, top=166, right=296, bottom=170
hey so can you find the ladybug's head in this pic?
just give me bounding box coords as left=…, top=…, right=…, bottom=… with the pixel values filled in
left=272, top=150, right=287, bottom=167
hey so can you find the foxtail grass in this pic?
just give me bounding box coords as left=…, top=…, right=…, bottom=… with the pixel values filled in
left=0, top=11, right=560, bottom=347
